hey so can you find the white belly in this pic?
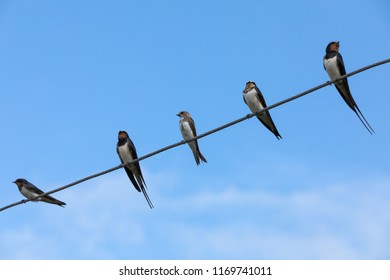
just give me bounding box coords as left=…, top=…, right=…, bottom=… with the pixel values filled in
left=244, top=89, right=264, bottom=113
left=180, top=121, right=194, bottom=141
left=324, top=56, right=341, bottom=82
left=21, top=187, right=39, bottom=200
left=118, top=144, right=134, bottom=164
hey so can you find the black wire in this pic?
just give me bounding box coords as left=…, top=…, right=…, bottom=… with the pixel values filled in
left=1, top=58, right=389, bottom=212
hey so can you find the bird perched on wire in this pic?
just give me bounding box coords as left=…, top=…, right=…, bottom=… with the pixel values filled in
left=116, top=130, right=154, bottom=209
left=323, top=41, right=374, bottom=134
left=243, top=81, right=282, bottom=139
left=177, top=111, right=207, bottom=165
left=13, top=178, right=66, bottom=207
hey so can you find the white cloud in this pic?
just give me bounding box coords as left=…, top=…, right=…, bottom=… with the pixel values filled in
left=0, top=226, right=60, bottom=259
left=1, top=168, right=389, bottom=259
left=156, top=177, right=390, bottom=259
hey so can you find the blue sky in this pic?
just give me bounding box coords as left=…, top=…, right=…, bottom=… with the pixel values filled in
left=0, top=0, right=389, bottom=259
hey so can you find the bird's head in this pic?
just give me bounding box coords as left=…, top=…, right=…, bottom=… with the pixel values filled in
left=118, top=130, right=129, bottom=141
left=326, top=41, right=340, bottom=53
left=13, top=178, right=27, bottom=187
left=243, top=81, right=257, bottom=94
left=176, top=111, right=190, bottom=118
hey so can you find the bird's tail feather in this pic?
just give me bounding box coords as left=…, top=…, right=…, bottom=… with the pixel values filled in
left=192, top=150, right=200, bottom=165
left=199, top=152, right=207, bottom=164
left=41, top=196, right=66, bottom=207
left=354, top=105, right=375, bottom=135
left=135, top=174, right=153, bottom=208
left=141, top=188, right=154, bottom=209
left=192, top=149, right=207, bottom=165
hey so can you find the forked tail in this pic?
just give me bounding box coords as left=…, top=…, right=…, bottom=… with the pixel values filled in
left=353, top=105, right=375, bottom=135
left=141, top=187, right=154, bottom=209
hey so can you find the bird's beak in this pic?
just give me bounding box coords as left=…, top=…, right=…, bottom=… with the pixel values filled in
left=12, top=180, right=16, bottom=184
left=336, top=41, right=340, bottom=46
left=176, top=113, right=180, bottom=117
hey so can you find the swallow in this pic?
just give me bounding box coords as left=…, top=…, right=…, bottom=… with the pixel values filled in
left=13, top=178, right=66, bottom=207
left=116, top=130, right=153, bottom=209
left=177, top=111, right=207, bottom=165
left=243, top=81, right=282, bottom=139
left=323, top=41, right=374, bottom=134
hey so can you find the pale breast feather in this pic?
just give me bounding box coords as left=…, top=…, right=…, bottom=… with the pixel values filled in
left=324, top=56, right=341, bottom=82
left=117, top=144, right=134, bottom=164
left=244, top=88, right=264, bottom=113
left=21, top=187, right=39, bottom=199
left=180, top=121, right=194, bottom=140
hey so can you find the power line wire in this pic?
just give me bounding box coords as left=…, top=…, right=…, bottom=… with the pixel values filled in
left=1, top=58, right=389, bottom=212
